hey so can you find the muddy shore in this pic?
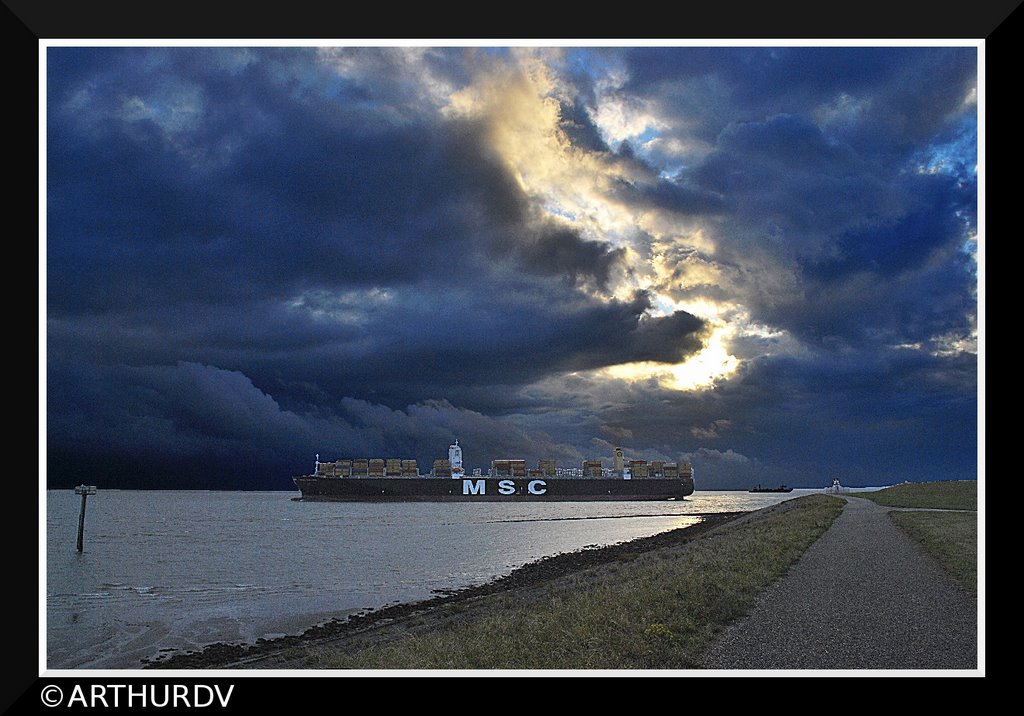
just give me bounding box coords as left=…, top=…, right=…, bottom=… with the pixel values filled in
left=144, top=511, right=747, bottom=669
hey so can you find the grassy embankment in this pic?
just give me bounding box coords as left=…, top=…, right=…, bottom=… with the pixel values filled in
left=306, top=495, right=845, bottom=669
left=847, top=481, right=977, bottom=595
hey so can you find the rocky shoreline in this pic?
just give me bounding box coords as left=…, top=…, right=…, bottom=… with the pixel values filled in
left=144, top=511, right=748, bottom=669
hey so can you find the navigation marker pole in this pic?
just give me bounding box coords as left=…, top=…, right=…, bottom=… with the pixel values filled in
left=74, top=485, right=97, bottom=553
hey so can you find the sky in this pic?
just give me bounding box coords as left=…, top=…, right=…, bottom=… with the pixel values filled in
left=45, top=45, right=980, bottom=490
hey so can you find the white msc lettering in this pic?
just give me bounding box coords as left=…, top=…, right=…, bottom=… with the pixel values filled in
left=463, top=479, right=486, bottom=495
left=528, top=479, right=547, bottom=495
left=498, top=480, right=516, bottom=495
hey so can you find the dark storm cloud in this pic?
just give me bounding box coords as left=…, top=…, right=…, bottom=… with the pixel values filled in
left=48, top=66, right=508, bottom=313
left=46, top=359, right=585, bottom=489
left=685, top=109, right=975, bottom=349
left=312, top=289, right=705, bottom=400
left=738, top=168, right=976, bottom=348
left=46, top=228, right=708, bottom=421
left=507, top=227, right=627, bottom=291
left=557, top=99, right=611, bottom=153
left=803, top=170, right=976, bottom=299
left=623, top=47, right=908, bottom=92
left=609, top=174, right=726, bottom=217
left=694, top=113, right=888, bottom=238
left=620, top=47, right=976, bottom=146
left=48, top=47, right=639, bottom=321
left=719, top=349, right=978, bottom=487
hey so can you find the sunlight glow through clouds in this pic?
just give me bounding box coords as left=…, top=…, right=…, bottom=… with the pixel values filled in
left=593, top=300, right=801, bottom=391
left=443, top=52, right=752, bottom=392
left=600, top=321, right=740, bottom=391
left=445, top=54, right=659, bottom=260
left=591, top=94, right=667, bottom=150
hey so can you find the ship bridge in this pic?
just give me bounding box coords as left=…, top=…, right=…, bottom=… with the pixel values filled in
left=449, top=439, right=465, bottom=478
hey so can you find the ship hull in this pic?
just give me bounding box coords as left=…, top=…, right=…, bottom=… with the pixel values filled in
left=293, top=476, right=694, bottom=502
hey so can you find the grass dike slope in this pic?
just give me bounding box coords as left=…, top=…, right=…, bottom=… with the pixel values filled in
left=847, top=480, right=977, bottom=596
left=298, top=494, right=846, bottom=669
left=850, top=480, right=976, bottom=511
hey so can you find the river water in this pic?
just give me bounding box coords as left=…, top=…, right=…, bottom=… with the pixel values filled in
left=45, top=488, right=842, bottom=669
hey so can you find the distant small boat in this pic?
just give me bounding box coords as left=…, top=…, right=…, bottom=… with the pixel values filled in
left=749, top=484, right=793, bottom=493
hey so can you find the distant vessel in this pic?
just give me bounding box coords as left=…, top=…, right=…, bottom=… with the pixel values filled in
left=749, top=484, right=793, bottom=493
left=293, top=440, right=695, bottom=502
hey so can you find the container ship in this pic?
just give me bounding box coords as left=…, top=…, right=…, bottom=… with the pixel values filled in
left=293, top=441, right=695, bottom=502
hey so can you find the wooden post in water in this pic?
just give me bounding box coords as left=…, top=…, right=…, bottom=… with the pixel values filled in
left=74, top=485, right=97, bottom=552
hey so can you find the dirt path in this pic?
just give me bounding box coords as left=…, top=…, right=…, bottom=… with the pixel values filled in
left=703, top=496, right=978, bottom=670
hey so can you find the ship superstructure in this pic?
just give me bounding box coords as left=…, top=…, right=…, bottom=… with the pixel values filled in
left=448, top=439, right=465, bottom=479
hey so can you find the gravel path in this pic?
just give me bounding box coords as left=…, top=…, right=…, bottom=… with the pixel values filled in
left=704, top=496, right=978, bottom=670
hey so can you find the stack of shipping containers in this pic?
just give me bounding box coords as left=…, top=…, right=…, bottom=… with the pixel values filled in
left=629, top=460, right=649, bottom=478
